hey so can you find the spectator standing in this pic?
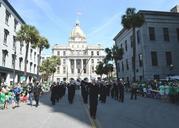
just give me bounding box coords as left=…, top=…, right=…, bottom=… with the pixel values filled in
left=13, top=83, right=22, bottom=107
left=33, top=81, right=42, bottom=107
left=118, top=79, right=124, bottom=102
left=130, top=82, right=138, bottom=100
left=27, top=82, right=34, bottom=106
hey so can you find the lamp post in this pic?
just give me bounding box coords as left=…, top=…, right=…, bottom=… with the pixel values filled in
left=79, top=55, right=93, bottom=79
left=13, top=51, right=16, bottom=86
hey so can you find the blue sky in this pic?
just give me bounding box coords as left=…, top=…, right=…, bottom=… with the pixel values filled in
left=9, top=0, right=179, bottom=54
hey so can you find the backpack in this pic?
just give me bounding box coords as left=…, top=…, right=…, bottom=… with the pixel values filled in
left=27, top=84, right=33, bottom=93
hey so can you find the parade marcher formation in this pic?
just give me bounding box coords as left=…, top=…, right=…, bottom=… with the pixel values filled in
left=49, top=77, right=126, bottom=119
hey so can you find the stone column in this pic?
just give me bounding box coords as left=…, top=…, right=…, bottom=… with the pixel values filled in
left=88, top=60, right=91, bottom=80
left=81, top=59, right=83, bottom=75
left=70, top=59, right=73, bottom=74
left=74, top=59, right=76, bottom=74
left=66, top=58, right=69, bottom=81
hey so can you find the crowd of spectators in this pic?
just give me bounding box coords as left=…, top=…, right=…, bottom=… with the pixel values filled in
left=0, top=80, right=50, bottom=110
left=131, top=80, right=179, bottom=103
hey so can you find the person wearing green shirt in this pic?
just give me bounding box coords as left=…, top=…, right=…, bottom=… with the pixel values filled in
left=169, top=85, right=177, bottom=103
left=176, top=86, right=179, bottom=94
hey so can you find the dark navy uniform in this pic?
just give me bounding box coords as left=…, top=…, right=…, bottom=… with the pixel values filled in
left=67, top=82, right=76, bottom=104
left=88, top=82, right=99, bottom=119
left=81, top=80, right=88, bottom=104
left=100, top=83, right=107, bottom=103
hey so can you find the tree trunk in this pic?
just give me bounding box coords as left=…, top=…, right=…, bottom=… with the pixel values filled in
left=114, top=60, right=119, bottom=80
left=52, top=73, right=54, bottom=82
left=45, top=73, right=48, bottom=81
left=132, top=27, right=136, bottom=82
left=100, top=74, right=102, bottom=79
left=24, top=42, right=29, bottom=80
left=46, top=74, right=48, bottom=81
left=37, top=48, right=42, bottom=81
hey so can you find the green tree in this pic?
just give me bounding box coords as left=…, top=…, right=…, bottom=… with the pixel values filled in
left=103, top=63, right=114, bottom=79
left=32, top=36, right=50, bottom=80
left=104, top=46, right=123, bottom=79
left=121, top=8, right=145, bottom=81
left=40, top=58, right=51, bottom=81
left=40, top=56, right=60, bottom=81
left=16, top=24, right=39, bottom=77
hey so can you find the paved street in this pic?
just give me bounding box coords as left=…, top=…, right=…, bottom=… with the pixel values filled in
left=96, top=94, right=179, bottom=128
left=0, top=91, right=179, bottom=128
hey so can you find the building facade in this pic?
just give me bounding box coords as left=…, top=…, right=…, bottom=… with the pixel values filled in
left=114, top=6, right=179, bottom=82
left=52, top=21, right=105, bottom=82
left=0, top=0, right=39, bottom=85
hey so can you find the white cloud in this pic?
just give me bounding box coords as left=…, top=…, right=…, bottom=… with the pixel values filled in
left=88, top=13, right=121, bottom=38
left=8, top=0, right=39, bottom=24
left=32, top=0, right=70, bottom=30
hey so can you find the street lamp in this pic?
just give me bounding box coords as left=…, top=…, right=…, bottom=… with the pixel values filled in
left=169, top=64, right=174, bottom=78
left=169, top=64, right=174, bottom=71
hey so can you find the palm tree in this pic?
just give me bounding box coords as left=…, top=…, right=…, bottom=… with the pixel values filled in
left=104, top=48, right=112, bottom=63
left=95, top=61, right=105, bottom=78
left=104, top=46, right=123, bottom=80
left=121, top=8, right=144, bottom=82
left=16, top=24, right=39, bottom=77
left=40, top=58, right=51, bottom=81
left=32, top=36, right=50, bottom=80
left=103, top=63, right=114, bottom=79
left=112, top=45, right=123, bottom=79
left=50, top=56, right=61, bottom=81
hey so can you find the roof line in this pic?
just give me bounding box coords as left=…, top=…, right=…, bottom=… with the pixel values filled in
left=2, top=0, right=26, bottom=24
left=114, top=9, right=179, bottom=40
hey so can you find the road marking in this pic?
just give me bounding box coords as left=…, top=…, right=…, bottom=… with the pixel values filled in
left=79, top=95, right=96, bottom=128
left=79, top=94, right=102, bottom=128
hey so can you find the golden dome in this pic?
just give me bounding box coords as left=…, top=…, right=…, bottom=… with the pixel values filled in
left=70, top=20, right=86, bottom=41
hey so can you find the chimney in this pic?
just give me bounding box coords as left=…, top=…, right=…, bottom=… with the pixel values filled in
left=170, top=5, right=179, bottom=13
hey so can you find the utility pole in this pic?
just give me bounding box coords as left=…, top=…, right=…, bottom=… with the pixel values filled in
left=79, top=55, right=93, bottom=78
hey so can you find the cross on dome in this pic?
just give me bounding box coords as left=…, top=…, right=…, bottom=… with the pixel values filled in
left=69, top=20, right=86, bottom=42
left=75, top=19, right=80, bottom=26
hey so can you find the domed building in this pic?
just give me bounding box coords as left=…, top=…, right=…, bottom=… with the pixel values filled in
left=52, top=21, right=105, bottom=82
